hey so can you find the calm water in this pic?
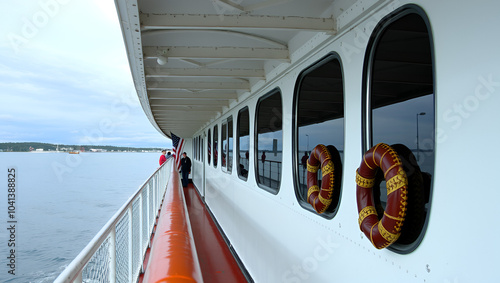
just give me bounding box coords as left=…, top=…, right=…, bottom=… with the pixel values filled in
left=0, top=152, right=162, bottom=283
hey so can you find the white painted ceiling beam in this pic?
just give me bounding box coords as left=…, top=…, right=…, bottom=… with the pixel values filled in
left=156, top=120, right=208, bottom=124
left=147, top=81, right=250, bottom=91
left=141, top=13, right=336, bottom=32
left=153, top=111, right=216, bottom=118
left=154, top=114, right=215, bottom=120
left=155, top=113, right=212, bottom=118
left=153, top=109, right=216, bottom=114
left=244, top=0, right=290, bottom=12
left=149, top=92, right=238, bottom=100
left=155, top=119, right=213, bottom=124
left=152, top=100, right=229, bottom=106
left=141, top=29, right=288, bottom=49
left=143, top=46, right=289, bottom=61
left=213, top=0, right=245, bottom=12
left=151, top=105, right=223, bottom=112
left=145, top=68, right=265, bottom=79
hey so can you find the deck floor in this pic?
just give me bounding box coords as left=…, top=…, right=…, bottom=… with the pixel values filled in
left=183, top=183, right=248, bottom=283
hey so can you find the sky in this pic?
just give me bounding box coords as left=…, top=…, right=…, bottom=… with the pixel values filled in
left=0, top=0, right=172, bottom=148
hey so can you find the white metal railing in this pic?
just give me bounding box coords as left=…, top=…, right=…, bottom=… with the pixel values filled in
left=54, top=159, right=173, bottom=283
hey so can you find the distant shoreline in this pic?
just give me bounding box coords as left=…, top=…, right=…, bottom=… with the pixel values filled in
left=0, top=151, right=160, bottom=153
left=0, top=142, right=169, bottom=153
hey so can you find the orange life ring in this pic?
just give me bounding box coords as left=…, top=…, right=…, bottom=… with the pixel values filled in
left=356, top=143, right=408, bottom=249
left=307, top=144, right=338, bottom=214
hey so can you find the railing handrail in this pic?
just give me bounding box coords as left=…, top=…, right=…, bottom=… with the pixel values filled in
left=142, top=162, right=204, bottom=282
left=54, top=158, right=172, bottom=283
left=258, top=159, right=281, bottom=165
left=137, top=157, right=170, bottom=191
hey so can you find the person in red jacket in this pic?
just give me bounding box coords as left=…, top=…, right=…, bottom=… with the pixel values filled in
left=159, top=150, right=167, bottom=166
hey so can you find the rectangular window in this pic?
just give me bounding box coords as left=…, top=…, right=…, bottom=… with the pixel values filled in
left=227, top=117, right=233, bottom=174
left=207, top=129, right=211, bottom=165
left=364, top=10, right=434, bottom=253
left=256, top=89, right=282, bottom=194
left=222, top=122, right=227, bottom=170
left=195, top=137, right=197, bottom=160
left=197, top=137, right=199, bottom=160
left=213, top=125, right=218, bottom=168
left=295, top=54, right=344, bottom=218
left=237, top=107, right=250, bottom=180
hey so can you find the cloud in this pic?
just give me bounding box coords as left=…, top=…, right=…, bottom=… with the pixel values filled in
left=0, top=0, right=168, bottom=148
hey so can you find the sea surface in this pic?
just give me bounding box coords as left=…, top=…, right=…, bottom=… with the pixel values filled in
left=0, top=152, right=162, bottom=283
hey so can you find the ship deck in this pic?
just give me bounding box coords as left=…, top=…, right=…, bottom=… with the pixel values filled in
left=184, top=183, right=249, bottom=282
left=139, top=181, right=248, bottom=283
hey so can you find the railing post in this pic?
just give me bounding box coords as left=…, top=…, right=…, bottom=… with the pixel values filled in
left=73, top=271, right=83, bottom=283
left=278, top=162, right=280, bottom=184
left=138, top=193, right=143, bottom=273
left=128, top=206, right=133, bottom=282
left=158, top=174, right=161, bottom=206
left=153, top=178, right=157, bottom=216
left=157, top=174, right=160, bottom=207
left=54, top=162, right=170, bottom=283
left=109, top=226, right=116, bottom=283
left=146, top=183, right=150, bottom=246
left=154, top=175, right=158, bottom=208
left=269, top=161, right=271, bottom=187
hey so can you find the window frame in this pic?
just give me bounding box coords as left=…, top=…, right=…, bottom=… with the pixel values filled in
left=361, top=4, right=435, bottom=254
left=198, top=136, right=201, bottom=160
left=254, top=88, right=283, bottom=195
left=221, top=121, right=228, bottom=171
left=292, top=52, right=346, bottom=220
left=207, top=129, right=211, bottom=165
left=213, top=124, right=218, bottom=168
left=194, top=137, right=198, bottom=160
left=236, top=107, right=250, bottom=181
left=227, top=116, right=233, bottom=174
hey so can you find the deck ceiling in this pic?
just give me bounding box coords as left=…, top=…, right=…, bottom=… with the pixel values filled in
left=116, top=0, right=345, bottom=139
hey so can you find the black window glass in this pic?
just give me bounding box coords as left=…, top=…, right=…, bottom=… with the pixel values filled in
left=228, top=117, right=233, bottom=174
left=207, top=129, right=211, bottom=165
left=256, top=89, right=282, bottom=194
left=198, top=136, right=201, bottom=160
left=237, top=107, right=250, bottom=180
left=201, top=138, right=204, bottom=162
left=365, top=8, right=434, bottom=253
left=194, top=137, right=197, bottom=160
left=222, top=122, right=227, bottom=169
left=213, top=125, right=218, bottom=168
left=294, top=54, right=344, bottom=218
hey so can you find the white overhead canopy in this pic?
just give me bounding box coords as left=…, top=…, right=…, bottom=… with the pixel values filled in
left=115, top=0, right=364, bottom=139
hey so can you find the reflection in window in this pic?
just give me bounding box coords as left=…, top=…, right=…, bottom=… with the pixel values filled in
left=365, top=8, right=434, bottom=253
left=222, top=122, right=227, bottom=169
left=207, top=129, right=211, bottom=165
left=213, top=125, right=218, bottom=168
left=194, top=137, right=198, bottom=160
left=256, top=89, right=282, bottom=194
left=294, top=53, right=344, bottom=218
left=228, top=117, right=233, bottom=174
left=197, top=136, right=201, bottom=160
left=237, top=107, right=250, bottom=180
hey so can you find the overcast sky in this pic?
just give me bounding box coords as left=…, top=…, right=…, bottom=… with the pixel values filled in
left=0, top=0, right=172, bottom=148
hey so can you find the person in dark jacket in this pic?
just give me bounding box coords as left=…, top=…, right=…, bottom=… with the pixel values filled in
left=180, top=152, right=192, bottom=187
